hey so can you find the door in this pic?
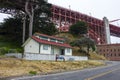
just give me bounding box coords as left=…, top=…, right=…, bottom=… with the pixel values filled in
left=51, top=47, right=54, bottom=55
left=61, top=49, right=65, bottom=55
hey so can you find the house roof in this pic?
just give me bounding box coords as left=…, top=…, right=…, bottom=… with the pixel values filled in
left=34, top=33, right=64, bottom=41
left=32, top=36, right=72, bottom=48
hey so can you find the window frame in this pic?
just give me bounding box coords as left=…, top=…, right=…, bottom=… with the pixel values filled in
left=43, top=44, right=49, bottom=50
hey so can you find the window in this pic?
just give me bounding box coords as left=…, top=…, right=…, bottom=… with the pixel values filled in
left=114, top=49, right=116, bottom=52
left=40, top=36, right=48, bottom=40
left=119, top=54, right=120, bottom=56
left=111, top=54, right=112, bottom=57
left=107, top=49, right=108, bottom=52
left=103, top=50, right=105, bottom=52
left=50, top=39, right=56, bottom=42
left=104, top=54, right=106, bottom=57
left=43, top=45, right=49, bottom=50
left=118, top=49, right=120, bottom=51
left=67, top=48, right=70, bottom=53
left=111, top=49, right=112, bottom=52
left=58, top=40, right=64, bottom=44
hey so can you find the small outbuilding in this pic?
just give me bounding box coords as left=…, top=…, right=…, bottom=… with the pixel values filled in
left=22, top=33, right=72, bottom=56
left=22, top=33, right=88, bottom=61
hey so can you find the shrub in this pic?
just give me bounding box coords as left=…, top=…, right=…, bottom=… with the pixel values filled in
left=29, top=71, right=37, bottom=75
left=0, top=47, right=9, bottom=55
left=69, top=21, right=88, bottom=36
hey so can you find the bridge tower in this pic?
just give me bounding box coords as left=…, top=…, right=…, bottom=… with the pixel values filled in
left=103, top=17, right=111, bottom=44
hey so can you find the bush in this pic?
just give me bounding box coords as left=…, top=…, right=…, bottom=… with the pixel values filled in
left=0, top=47, right=23, bottom=55
left=29, top=71, right=37, bottom=75
left=16, top=48, right=23, bottom=53
left=0, top=47, right=9, bottom=55
left=69, top=21, right=88, bottom=36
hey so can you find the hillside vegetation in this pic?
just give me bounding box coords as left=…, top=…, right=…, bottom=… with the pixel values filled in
left=0, top=35, right=22, bottom=55
left=56, top=33, right=106, bottom=60
left=0, top=33, right=106, bottom=60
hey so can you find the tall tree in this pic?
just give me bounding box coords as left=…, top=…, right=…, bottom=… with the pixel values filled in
left=71, top=37, right=96, bottom=55
left=0, top=16, right=58, bottom=45
left=34, top=22, right=58, bottom=35
left=0, top=0, right=52, bottom=37
left=0, top=17, right=23, bottom=44
left=69, top=21, right=88, bottom=36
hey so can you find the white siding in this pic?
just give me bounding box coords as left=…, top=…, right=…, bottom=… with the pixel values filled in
left=24, top=39, right=39, bottom=53
left=54, top=47, right=60, bottom=55
left=40, top=44, right=51, bottom=54
left=65, top=48, right=72, bottom=56
left=24, top=39, right=72, bottom=56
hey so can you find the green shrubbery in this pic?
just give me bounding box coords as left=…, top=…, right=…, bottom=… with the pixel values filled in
left=29, top=71, right=37, bottom=75
left=0, top=47, right=23, bottom=55
left=0, top=47, right=9, bottom=55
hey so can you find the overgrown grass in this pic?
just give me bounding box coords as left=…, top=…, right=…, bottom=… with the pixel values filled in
left=0, top=58, right=105, bottom=77
left=89, top=52, right=107, bottom=60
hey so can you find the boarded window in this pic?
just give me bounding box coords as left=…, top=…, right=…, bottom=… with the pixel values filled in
left=43, top=45, right=49, bottom=50
left=67, top=48, right=70, bottom=53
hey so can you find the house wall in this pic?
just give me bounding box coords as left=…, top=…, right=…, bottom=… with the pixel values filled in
left=53, top=47, right=60, bottom=55
left=40, top=44, right=51, bottom=54
left=24, top=53, right=88, bottom=61
left=51, top=47, right=72, bottom=56
left=24, top=38, right=72, bottom=56
left=24, top=39, right=39, bottom=53
left=65, top=48, right=72, bottom=56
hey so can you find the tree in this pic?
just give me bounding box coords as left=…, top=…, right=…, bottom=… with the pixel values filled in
left=0, top=17, right=23, bottom=44
left=71, top=37, right=96, bottom=55
left=0, top=0, right=52, bottom=37
left=25, top=0, right=51, bottom=37
left=69, top=21, right=88, bottom=36
left=35, top=22, right=58, bottom=35
left=0, top=16, right=57, bottom=45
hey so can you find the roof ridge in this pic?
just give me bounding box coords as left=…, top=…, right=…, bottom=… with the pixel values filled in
left=34, top=33, right=64, bottom=41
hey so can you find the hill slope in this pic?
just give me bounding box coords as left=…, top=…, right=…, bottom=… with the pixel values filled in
left=0, top=58, right=104, bottom=77
left=55, top=33, right=106, bottom=60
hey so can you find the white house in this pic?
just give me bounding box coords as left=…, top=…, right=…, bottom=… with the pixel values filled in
left=22, top=33, right=72, bottom=56
left=22, top=33, right=88, bottom=61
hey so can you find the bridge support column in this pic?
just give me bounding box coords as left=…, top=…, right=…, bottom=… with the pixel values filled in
left=103, top=17, right=111, bottom=44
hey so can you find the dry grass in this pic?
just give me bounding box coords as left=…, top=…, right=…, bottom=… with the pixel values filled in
left=0, top=58, right=104, bottom=77
left=89, top=53, right=107, bottom=60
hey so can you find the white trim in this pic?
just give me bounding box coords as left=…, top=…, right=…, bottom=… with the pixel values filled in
left=22, top=37, right=31, bottom=47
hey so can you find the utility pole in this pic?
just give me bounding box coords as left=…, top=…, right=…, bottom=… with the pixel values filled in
left=22, top=14, right=26, bottom=43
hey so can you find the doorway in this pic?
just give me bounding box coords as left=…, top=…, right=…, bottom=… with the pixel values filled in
left=61, top=49, right=65, bottom=55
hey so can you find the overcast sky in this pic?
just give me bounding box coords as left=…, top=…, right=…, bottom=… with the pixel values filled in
left=0, top=0, right=120, bottom=43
